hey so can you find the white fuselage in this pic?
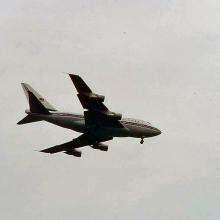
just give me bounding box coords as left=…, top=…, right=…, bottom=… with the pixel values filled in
left=27, top=110, right=161, bottom=139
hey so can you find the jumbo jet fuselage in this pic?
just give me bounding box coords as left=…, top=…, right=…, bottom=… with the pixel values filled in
left=25, top=110, right=161, bottom=141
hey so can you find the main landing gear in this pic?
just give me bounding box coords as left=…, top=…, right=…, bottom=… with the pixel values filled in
left=140, top=138, right=144, bottom=144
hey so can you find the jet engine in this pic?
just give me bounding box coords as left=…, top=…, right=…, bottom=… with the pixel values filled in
left=89, top=93, right=105, bottom=102
left=65, top=149, right=82, bottom=157
left=98, top=144, right=108, bottom=151
left=92, top=143, right=108, bottom=152
left=107, top=112, right=122, bottom=120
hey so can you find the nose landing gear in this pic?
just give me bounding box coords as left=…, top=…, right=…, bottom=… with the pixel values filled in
left=140, top=138, right=144, bottom=144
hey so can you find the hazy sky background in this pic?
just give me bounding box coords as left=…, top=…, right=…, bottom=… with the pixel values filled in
left=1, top=0, right=220, bottom=219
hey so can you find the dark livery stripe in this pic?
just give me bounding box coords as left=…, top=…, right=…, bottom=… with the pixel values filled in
left=52, top=112, right=84, bottom=119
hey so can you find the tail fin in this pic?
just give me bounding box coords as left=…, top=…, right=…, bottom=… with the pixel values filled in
left=21, top=83, right=57, bottom=112
left=17, top=83, right=57, bottom=125
left=27, top=91, right=50, bottom=114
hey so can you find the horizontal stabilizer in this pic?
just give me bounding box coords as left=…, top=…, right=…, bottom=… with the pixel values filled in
left=17, top=115, right=42, bottom=125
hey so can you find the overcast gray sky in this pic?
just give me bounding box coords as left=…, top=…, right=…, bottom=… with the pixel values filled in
left=1, top=0, right=220, bottom=219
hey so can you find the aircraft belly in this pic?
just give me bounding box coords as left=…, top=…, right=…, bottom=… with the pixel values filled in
left=43, top=115, right=86, bottom=133
left=95, top=127, right=129, bottom=138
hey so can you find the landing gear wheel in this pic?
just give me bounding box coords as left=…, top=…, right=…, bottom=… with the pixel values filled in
left=140, top=138, right=144, bottom=144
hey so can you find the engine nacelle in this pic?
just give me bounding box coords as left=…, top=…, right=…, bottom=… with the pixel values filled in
left=92, top=144, right=108, bottom=152
left=65, top=149, right=82, bottom=157
left=89, top=93, right=105, bottom=102
left=113, top=113, right=122, bottom=120
left=108, top=112, right=122, bottom=120
left=98, top=144, right=108, bottom=152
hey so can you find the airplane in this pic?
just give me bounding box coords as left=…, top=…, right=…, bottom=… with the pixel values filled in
left=17, top=74, right=161, bottom=157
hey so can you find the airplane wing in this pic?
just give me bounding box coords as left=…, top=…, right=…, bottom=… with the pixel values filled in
left=40, top=134, right=92, bottom=154
left=69, top=74, right=124, bottom=128
left=40, top=133, right=112, bottom=156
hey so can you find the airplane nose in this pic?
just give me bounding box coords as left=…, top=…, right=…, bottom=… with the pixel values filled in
left=153, top=128, right=162, bottom=136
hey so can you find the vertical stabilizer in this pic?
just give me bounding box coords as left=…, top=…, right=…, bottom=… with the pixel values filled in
left=17, top=83, right=57, bottom=125
left=27, top=91, right=50, bottom=114
left=21, top=83, right=57, bottom=111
